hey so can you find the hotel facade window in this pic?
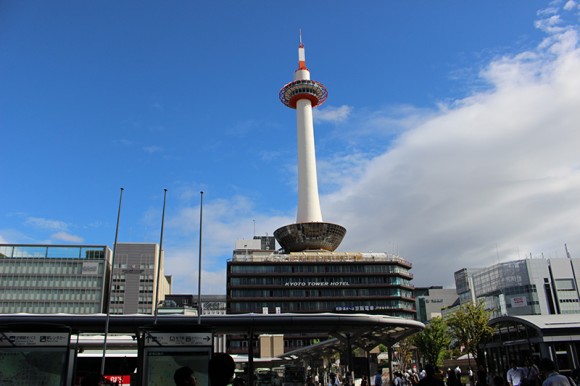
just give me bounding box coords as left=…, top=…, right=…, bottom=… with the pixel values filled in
left=227, top=239, right=416, bottom=318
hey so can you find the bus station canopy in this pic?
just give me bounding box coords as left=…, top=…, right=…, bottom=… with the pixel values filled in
left=0, top=312, right=424, bottom=353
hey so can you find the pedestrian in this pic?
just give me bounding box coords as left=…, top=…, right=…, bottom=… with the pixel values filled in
left=393, top=371, right=403, bottom=386
left=209, top=353, right=236, bottom=386
left=81, top=373, right=109, bottom=386
left=417, top=365, right=444, bottom=386
left=174, top=366, right=196, bottom=386
left=539, top=358, right=577, bottom=386
left=476, top=366, right=488, bottom=386
left=361, top=375, right=369, bottom=386
left=507, top=361, right=524, bottom=386
left=374, top=370, right=383, bottom=386
left=447, top=370, right=462, bottom=386
left=522, top=358, right=540, bottom=386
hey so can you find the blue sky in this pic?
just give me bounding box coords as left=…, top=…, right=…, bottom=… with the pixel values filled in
left=2, top=1, right=579, bottom=295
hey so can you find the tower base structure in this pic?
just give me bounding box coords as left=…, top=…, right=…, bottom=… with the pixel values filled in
left=274, top=222, right=346, bottom=252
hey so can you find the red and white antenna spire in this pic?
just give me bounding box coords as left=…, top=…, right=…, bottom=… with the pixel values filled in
left=298, top=29, right=307, bottom=70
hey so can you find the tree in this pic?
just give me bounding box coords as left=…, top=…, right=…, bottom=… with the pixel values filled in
left=395, top=337, right=415, bottom=371
left=411, top=316, right=451, bottom=366
left=446, top=301, right=493, bottom=368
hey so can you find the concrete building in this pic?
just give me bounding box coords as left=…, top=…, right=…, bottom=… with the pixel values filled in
left=454, top=257, right=580, bottom=318
left=0, top=244, right=111, bottom=314
left=109, top=243, right=171, bottom=315
left=228, top=238, right=415, bottom=317
left=414, top=286, right=459, bottom=323
left=161, top=294, right=226, bottom=316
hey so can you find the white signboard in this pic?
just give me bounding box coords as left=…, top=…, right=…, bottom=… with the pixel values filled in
left=144, top=332, right=212, bottom=347
left=511, top=296, right=528, bottom=308
left=0, top=332, right=69, bottom=347
left=82, top=261, right=99, bottom=275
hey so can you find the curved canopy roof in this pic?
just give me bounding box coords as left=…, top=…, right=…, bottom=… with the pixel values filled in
left=489, top=314, right=580, bottom=333
left=0, top=312, right=424, bottom=352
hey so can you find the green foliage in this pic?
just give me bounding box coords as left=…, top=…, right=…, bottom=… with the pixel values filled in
left=445, top=301, right=493, bottom=367
left=396, top=337, right=414, bottom=371
left=411, top=316, right=451, bottom=366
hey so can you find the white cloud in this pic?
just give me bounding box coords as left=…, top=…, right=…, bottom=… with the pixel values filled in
left=314, top=105, right=352, bottom=123
left=164, top=195, right=293, bottom=293
left=25, top=217, right=68, bottom=231
left=51, top=232, right=84, bottom=243
left=563, top=1, right=577, bottom=11
left=320, top=5, right=580, bottom=287
left=143, top=145, right=163, bottom=154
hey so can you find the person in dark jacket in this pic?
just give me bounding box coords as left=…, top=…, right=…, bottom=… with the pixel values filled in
left=209, top=353, right=236, bottom=386
left=418, top=365, right=444, bottom=386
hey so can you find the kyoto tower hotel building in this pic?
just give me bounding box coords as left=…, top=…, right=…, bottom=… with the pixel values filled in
left=226, top=38, right=415, bottom=319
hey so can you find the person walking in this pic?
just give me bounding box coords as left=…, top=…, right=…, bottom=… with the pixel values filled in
left=417, top=365, right=444, bottom=386
left=507, top=361, right=524, bottom=386
left=209, top=353, right=236, bottom=386
left=539, top=358, right=577, bottom=386
left=374, top=370, right=383, bottom=386
left=174, top=366, right=196, bottom=386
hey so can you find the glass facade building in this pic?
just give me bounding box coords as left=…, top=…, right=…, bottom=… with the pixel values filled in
left=454, top=257, right=580, bottom=317
left=0, top=244, right=111, bottom=314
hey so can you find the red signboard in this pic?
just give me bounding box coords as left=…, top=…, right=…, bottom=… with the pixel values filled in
left=105, top=375, right=131, bottom=385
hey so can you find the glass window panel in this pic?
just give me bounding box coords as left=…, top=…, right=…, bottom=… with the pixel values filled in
left=47, top=246, right=81, bottom=258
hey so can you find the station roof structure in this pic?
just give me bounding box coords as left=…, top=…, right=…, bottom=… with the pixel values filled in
left=488, top=314, right=580, bottom=337
left=0, top=312, right=424, bottom=353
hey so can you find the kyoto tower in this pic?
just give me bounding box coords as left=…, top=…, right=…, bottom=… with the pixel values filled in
left=274, top=35, right=346, bottom=252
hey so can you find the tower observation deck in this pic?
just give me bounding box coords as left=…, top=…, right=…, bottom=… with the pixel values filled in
left=274, top=36, right=346, bottom=253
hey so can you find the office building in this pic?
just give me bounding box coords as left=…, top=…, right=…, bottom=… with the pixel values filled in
left=414, top=286, right=459, bottom=323
left=0, top=244, right=111, bottom=314
left=454, top=257, right=580, bottom=317
left=109, top=243, right=171, bottom=315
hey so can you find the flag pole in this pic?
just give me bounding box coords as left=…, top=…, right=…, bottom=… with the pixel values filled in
left=154, top=189, right=168, bottom=325
left=101, top=187, right=124, bottom=375
left=197, top=191, right=204, bottom=324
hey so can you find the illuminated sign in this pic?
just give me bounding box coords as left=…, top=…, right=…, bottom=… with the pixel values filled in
left=105, top=375, right=131, bottom=385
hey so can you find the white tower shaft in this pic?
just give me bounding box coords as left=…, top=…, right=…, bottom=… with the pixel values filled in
left=294, top=67, right=323, bottom=223
left=296, top=98, right=323, bottom=223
